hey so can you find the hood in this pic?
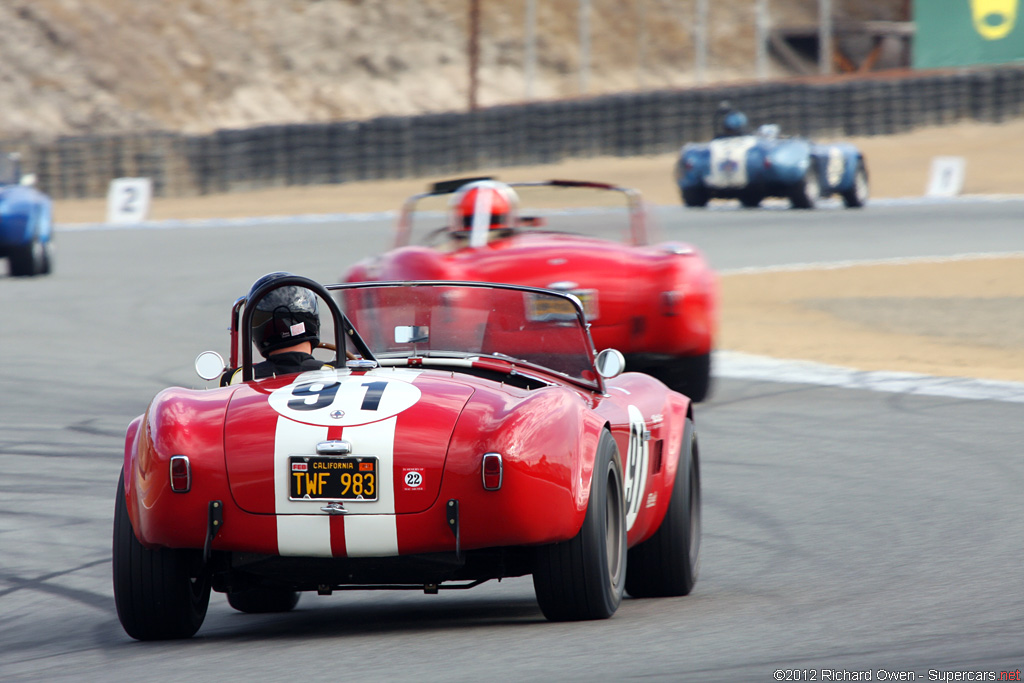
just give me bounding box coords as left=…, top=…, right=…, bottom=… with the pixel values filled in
left=224, top=367, right=474, bottom=515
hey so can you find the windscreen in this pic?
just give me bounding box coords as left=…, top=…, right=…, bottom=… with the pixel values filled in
left=401, top=182, right=641, bottom=248
left=337, top=283, right=598, bottom=385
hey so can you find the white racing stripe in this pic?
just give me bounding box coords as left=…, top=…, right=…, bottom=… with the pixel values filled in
left=341, top=367, right=423, bottom=557
left=469, top=184, right=494, bottom=249
left=272, top=412, right=401, bottom=557
left=274, top=417, right=332, bottom=557
left=272, top=367, right=423, bottom=558
left=341, top=417, right=399, bottom=557
left=272, top=413, right=401, bottom=557
left=706, top=136, right=758, bottom=189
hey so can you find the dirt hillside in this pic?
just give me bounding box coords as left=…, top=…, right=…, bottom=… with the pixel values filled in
left=1, top=0, right=902, bottom=140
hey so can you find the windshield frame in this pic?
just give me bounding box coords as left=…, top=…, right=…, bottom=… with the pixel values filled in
left=327, top=280, right=606, bottom=393
left=393, top=179, right=649, bottom=250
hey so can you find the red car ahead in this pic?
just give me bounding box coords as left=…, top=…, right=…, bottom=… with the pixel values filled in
left=113, top=277, right=701, bottom=640
left=344, top=179, right=719, bottom=401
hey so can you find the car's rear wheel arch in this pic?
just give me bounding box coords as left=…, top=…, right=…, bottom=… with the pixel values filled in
left=112, top=471, right=211, bottom=640
left=8, top=238, right=45, bottom=276
left=625, top=416, right=701, bottom=598
left=789, top=164, right=820, bottom=210
left=532, top=428, right=626, bottom=621
left=842, top=158, right=869, bottom=208
left=681, top=185, right=710, bottom=208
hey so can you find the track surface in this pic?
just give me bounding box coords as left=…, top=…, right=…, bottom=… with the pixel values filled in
left=2, top=201, right=1023, bottom=681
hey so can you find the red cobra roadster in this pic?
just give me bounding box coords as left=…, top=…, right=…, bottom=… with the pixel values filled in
left=343, top=178, right=719, bottom=401
left=113, top=276, right=701, bottom=640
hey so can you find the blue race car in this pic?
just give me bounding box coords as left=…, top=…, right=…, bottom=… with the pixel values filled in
left=0, top=154, right=53, bottom=277
left=675, top=117, right=869, bottom=210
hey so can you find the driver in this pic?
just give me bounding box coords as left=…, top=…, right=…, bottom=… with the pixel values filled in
left=714, top=100, right=750, bottom=138
left=448, top=180, right=519, bottom=246
left=224, top=272, right=334, bottom=383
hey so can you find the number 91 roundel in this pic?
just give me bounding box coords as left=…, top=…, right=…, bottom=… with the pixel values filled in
left=268, top=372, right=422, bottom=427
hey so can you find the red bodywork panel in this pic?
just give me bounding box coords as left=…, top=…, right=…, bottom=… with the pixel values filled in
left=346, top=232, right=718, bottom=357
left=122, top=366, right=688, bottom=560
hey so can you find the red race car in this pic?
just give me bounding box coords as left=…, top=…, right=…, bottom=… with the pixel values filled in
left=113, top=276, right=701, bottom=640
left=344, top=178, right=719, bottom=401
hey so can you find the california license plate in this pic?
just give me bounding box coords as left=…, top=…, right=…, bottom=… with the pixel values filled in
left=526, top=290, right=598, bottom=321
left=289, top=456, right=378, bottom=501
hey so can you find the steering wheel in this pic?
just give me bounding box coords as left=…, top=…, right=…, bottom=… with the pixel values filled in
left=317, top=341, right=358, bottom=360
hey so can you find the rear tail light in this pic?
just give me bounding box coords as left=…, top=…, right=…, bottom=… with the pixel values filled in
left=481, top=453, right=503, bottom=491
left=170, top=455, right=191, bottom=493
left=661, top=290, right=682, bottom=316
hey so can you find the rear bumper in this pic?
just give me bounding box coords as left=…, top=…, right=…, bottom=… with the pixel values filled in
left=218, top=546, right=534, bottom=590
left=125, top=448, right=587, bottom=559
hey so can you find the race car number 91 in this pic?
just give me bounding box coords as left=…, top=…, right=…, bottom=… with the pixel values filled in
left=268, top=373, right=422, bottom=427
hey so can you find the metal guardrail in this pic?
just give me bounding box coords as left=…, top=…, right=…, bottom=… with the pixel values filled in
left=6, top=65, right=1024, bottom=200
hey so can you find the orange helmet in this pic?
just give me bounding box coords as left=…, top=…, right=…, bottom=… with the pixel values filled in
left=449, top=180, right=519, bottom=239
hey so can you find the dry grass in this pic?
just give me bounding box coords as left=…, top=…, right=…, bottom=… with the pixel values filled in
left=720, top=257, right=1024, bottom=382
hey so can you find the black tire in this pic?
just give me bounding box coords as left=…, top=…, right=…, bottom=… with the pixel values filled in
left=789, top=167, right=820, bottom=209
left=112, top=472, right=211, bottom=640
left=681, top=186, right=709, bottom=208
left=227, top=587, right=300, bottom=614
left=739, top=192, right=762, bottom=208
left=533, top=430, right=626, bottom=621
left=841, top=161, right=869, bottom=208
left=40, top=241, right=53, bottom=274
left=626, top=418, right=701, bottom=598
left=8, top=239, right=45, bottom=277
left=656, top=352, right=712, bottom=403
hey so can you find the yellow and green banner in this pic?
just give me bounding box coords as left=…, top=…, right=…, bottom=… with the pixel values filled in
left=914, top=0, right=1024, bottom=67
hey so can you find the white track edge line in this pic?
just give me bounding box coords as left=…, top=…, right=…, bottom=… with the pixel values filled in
left=714, top=350, right=1024, bottom=404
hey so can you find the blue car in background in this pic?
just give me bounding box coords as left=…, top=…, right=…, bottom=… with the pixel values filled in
left=675, top=123, right=869, bottom=210
left=0, top=153, right=53, bottom=277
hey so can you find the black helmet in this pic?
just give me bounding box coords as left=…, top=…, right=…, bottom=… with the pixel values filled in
left=247, top=272, right=320, bottom=357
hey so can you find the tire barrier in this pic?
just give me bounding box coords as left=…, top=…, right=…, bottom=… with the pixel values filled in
left=5, top=65, right=1024, bottom=201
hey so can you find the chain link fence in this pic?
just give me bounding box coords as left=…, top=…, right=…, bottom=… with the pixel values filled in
left=6, top=65, right=1023, bottom=200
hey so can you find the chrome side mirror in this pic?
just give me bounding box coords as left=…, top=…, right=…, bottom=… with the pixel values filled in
left=594, top=348, right=626, bottom=379
left=195, top=351, right=226, bottom=381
